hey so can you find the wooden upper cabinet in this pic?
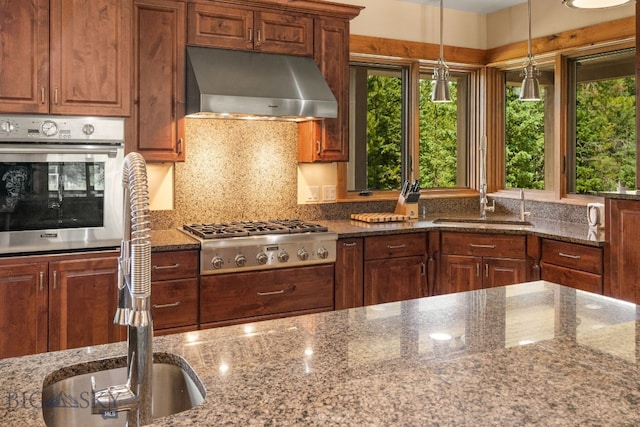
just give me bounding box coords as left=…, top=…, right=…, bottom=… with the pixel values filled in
left=0, top=0, right=131, bottom=116
left=298, top=18, right=350, bottom=162
left=0, top=0, right=49, bottom=113
left=129, top=0, right=186, bottom=161
left=187, top=2, right=313, bottom=56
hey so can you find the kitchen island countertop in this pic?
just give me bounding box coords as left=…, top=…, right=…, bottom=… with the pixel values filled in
left=2, top=281, right=639, bottom=426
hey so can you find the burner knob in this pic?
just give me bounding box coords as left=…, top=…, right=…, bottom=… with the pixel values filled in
left=317, top=246, right=329, bottom=259
left=278, top=251, right=289, bottom=263
left=235, top=254, right=247, bottom=267
left=211, top=256, right=224, bottom=269
left=297, top=248, right=309, bottom=261
left=256, top=252, right=268, bottom=265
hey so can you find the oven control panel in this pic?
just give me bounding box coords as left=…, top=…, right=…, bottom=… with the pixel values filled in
left=0, top=115, right=124, bottom=142
left=198, top=232, right=337, bottom=275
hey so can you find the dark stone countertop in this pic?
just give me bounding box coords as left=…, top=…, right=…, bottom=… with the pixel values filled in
left=2, top=281, right=639, bottom=426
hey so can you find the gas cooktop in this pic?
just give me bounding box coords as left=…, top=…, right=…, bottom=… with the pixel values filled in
left=183, top=219, right=329, bottom=240
left=181, top=219, right=337, bottom=275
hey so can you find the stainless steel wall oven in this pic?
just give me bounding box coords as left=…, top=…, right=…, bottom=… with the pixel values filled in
left=0, top=115, right=124, bottom=254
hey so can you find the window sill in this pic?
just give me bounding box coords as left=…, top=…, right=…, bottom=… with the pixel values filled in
left=490, top=189, right=605, bottom=205
left=337, top=188, right=478, bottom=203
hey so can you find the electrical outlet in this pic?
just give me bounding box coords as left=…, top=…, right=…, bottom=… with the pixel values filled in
left=306, top=186, right=320, bottom=202
left=322, top=185, right=336, bottom=202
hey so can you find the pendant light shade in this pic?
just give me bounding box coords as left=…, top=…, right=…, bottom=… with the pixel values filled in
left=431, top=0, right=451, bottom=103
left=563, top=0, right=634, bottom=8
left=519, top=0, right=541, bottom=101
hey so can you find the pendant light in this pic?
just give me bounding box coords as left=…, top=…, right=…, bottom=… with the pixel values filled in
left=431, top=0, right=451, bottom=103
left=519, top=0, right=541, bottom=101
left=563, top=0, right=634, bottom=8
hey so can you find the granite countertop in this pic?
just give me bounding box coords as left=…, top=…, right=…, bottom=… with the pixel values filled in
left=599, top=190, right=640, bottom=201
left=150, top=217, right=604, bottom=251
left=2, top=281, right=639, bottom=426
left=320, top=215, right=604, bottom=246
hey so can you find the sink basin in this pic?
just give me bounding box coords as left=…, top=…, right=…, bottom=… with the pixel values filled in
left=433, top=218, right=534, bottom=228
left=42, top=353, right=205, bottom=427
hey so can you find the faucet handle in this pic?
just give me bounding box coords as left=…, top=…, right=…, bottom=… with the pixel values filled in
left=486, top=199, right=495, bottom=212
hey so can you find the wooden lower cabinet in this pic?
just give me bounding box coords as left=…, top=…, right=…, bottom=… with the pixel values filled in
left=541, top=238, right=603, bottom=294
left=334, top=238, right=364, bottom=310
left=48, top=255, right=125, bottom=351
left=0, top=262, right=48, bottom=359
left=438, top=232, right=526, bottom=295
left=0, top=251, right=123, bottom=358
left=363, top=233, right=427, bottom=305
left=606, top=198, right=640, bottom=302
left=150, top=250, right=199, bottom=334
left=200, top=265, right=334, bottom=328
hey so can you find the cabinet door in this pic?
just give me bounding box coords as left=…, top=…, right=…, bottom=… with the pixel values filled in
left=130, top=0, right=186, bottom=161
left=439, top=254, right=482, bottom=295
left=542, top=263, right=602, bottom=294
left=187, top=2, right=253, bottom=50
left=151, top=278, right=198, bottom=330
left=0, top=0, right=49, bottom=113
left=335, top=238, right=364, bottom=310
left=49, top=0, right=131, bottom=116
left=606, top=199, right=640, bottom=302
left=364, top=255, right=425, bottom=305
left=48, top=255, right=124, bottom=351
left=483, top=257, right=526, bottom=289
left=298, top=18, right=349, bottom=162
left=0, top=262, right=48, bottom=358
left=254, top=11, right=313, bottom=56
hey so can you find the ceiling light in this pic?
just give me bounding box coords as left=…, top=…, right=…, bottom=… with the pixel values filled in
left=520, top=0, right=541, bottom=101
left=431, top=0, right=451, bottom=103
left=563, top=0, right=634, bottom=8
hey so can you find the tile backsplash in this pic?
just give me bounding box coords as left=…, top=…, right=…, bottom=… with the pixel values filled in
left=149, top=119, right=591, bottom=230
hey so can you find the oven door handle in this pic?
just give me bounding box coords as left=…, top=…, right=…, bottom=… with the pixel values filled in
left=0, top=144, right=121, bottom=157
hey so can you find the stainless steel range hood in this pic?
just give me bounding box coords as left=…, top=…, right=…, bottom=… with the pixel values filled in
left=186, top=46, right=337, bottom=121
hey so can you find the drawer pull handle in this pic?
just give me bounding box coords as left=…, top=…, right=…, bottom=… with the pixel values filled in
left=469, top=244, right=496, bottom=249
left=559, top=252, right=581, bottom=260
left=343, top=242, right=357, bottom=247
left=387, top=244, right=406, bottom=249
left=257, top=289, right=285, bottom=296
left=153, top=263, right=180, bottom=270
left=153, top=301, right=181, bottom=309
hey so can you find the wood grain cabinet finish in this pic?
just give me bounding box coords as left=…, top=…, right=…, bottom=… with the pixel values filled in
left=0, top=262, right=48, bottom=359
left=48, top=254, right=124, bottom=351
left=150, top=250, right=199, bottom=334
left=298, top=18, right=350, bottom=162
left=129, top=0, right=186, bottom=162
left=605, top=198, right=640, bottom=303
left=0, top=0, right=131, bottom=115
left=334, top=238, right=364, bottom=310
left=200, top=264, right=334, bottom=328
left=363, top=233, right=427, bottom=305
left=541, top=239, right=603, bottom=294
left=438, top=232, right=526, bottom=295
left=187, top=2, right=313, bottom=56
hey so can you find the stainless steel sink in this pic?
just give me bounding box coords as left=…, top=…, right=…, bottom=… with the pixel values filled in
left=433, top=218, right=534, bottom=228
left=42, top=353, right=205, bottom=427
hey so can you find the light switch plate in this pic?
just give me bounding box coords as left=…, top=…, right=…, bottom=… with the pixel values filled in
left=322, top=185, right=336, bottom=202
left=306, top=186, right=320, bottom=202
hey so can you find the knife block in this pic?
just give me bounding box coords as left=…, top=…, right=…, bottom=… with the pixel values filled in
left=394, top=201, right=419, bottom=219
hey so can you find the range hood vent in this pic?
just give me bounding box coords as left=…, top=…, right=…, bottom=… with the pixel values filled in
left=186, top=46, right=338, bottom=121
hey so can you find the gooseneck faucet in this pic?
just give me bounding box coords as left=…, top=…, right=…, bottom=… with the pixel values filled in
left=479, top=136, right=495, bottom=219
left=92, top=152, right=153, bottom=426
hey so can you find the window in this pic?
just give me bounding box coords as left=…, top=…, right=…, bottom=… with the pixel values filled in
left=504, top=65, right=554, bottom=191
left=567, top=49, right=636, bottom=194
left=347, top=61, right=470, bottom=193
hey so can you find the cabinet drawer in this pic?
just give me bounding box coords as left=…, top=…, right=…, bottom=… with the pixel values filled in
left=364, top=233, right=426, bottom=261
left=541, top=239, right=602, bottom=275
left=151, top=250, right=198, bottom=281
left=441, top=232, right=526, bottom=258
left=151, top=278, right=198, bottom=330
left=541, top=263, right=602, bottom=294
left=200, top=265, right=334, bottom=323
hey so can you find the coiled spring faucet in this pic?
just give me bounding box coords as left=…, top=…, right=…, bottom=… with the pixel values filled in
left=91, top=152, right=153, bottom=426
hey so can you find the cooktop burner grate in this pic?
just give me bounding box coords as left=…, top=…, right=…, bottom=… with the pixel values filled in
left=183, top=219, right=328, bottom=240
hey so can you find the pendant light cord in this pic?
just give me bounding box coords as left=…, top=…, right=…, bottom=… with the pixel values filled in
left=439, top=0, right=444, bottom=60
left=527, top=0, right=532, bottom=58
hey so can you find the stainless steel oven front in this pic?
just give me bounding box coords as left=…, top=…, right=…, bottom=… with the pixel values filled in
left=0, top=115, right=124, bottom=254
